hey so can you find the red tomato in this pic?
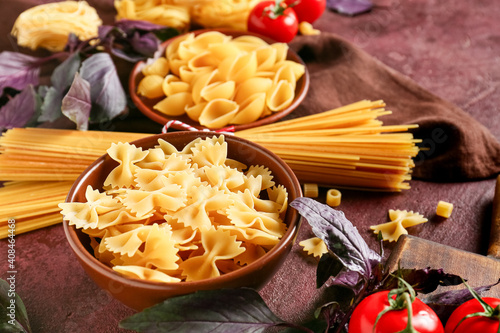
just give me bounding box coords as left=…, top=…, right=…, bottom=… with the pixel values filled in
left=444, top=297, right=500, bottom=333
left=247, top=1, right=299, bottom=43
left=285, top=0, right=326, bottom=23
left=348, top=291, right=444, bottom=333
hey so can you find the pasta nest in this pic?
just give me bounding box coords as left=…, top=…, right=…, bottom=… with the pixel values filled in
left=11, top=1, right=102, bottom=52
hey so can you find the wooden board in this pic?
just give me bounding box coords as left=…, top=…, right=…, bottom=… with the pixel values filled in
left=386, top=234, right=500, bottom=299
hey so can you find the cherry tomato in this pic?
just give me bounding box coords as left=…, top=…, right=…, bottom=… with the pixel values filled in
left=348, top=291, right=444, bottom=333
left=247, top=1, right=299, bottom=43
left=444, top=297, right=500, bottom=333
left=285, top=0, right=326, bottom=24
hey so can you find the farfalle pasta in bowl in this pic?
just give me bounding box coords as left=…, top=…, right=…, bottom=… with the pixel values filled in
left=61, top=131, right=301, bottom=310
left=129, top=29, right=309, bottom=131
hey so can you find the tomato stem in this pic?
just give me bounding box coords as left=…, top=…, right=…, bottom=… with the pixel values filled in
left=398, top=292, right=420, bottom=333
left=263, top=0, right=289, bottom=19
left=453, top=279, right=500, bottom=333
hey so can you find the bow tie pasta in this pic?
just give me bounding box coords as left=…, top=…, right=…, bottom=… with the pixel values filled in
left=59, top=135, right=288, bottom=283
left=137, top=31, right=305, bottom=128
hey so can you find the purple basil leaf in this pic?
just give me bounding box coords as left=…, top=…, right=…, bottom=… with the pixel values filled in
left=64, top=33, right=83, bottom=54
left=290, top=197, right=381, bottom=279
left=328, top=270, right=365, bottom=292
left=0, top=52, right=41, bottom=95
left=51, top=53, right=81, bottom=90
left=423, top=280, right=499, bottom=322
left=109, top=46, right=149, bottom=63
left=115, top=19, right=167, bottom=33
left=327, top=0, right=373, bottom=16
left=98, top=25, right=119, bottom=41
left=61, top=73, right=91, bottom=130
left=38, top=87, right=63, bottom=122
left=382, top=268, right=463, bottom=294
left=425, top=281, right=498, bottom=306
left=38, top=53, right=82, bottom=123
left=131, top=31, right=160, bottom=58
left=0, top=85, right=37, bottom=131
left=79, top=53, right=127, bottom=123
left=120, top=288, right=289, bottom=332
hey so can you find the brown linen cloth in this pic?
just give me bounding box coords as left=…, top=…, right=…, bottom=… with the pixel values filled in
left=1, top=1, right=499, bottom=182
left=289, top=33, right=500, bottom=181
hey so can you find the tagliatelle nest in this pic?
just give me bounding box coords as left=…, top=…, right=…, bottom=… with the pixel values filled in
left=11, top=1, right=102, bottom=52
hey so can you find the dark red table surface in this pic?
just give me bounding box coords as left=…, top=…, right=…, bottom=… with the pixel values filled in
left=1, top=0, right=500, bottom=332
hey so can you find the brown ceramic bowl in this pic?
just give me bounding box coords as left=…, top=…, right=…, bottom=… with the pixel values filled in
left=129, top=28, right=310, bottom=131
left=63, top=131, right=302, bottom=311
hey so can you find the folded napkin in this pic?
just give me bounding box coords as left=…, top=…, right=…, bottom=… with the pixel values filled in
left=290, top=33, right=500, bottom=181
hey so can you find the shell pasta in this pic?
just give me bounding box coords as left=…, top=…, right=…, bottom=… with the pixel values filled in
left=137, top=31, right=305, bottom=128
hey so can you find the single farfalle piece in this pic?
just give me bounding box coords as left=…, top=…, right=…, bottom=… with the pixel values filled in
left=299, top=237, right=328, bottom=258
left=370, top=209, right=428, bottom=242
left=190, top=135, right=228, bottom=167
left=234, top=243, right=266, bottom=266
left=246, top=165, right=275, bottom=190
left=173, top=185, right=234, bottom=231
left=123, top=183, right=187, bottom=217
left=134, top=154, right=192, bottom=191
left=59, top=185, right=126, bottom=230
left=179, top=227, right=245, bottom=281
left=202, top=165, right=245, bottom=192
left=104, top=142, right=149, bottom=189
left=226, top=201, right=287, bottom=238
left=109, top=224, right=180, bottom=272
left=267, top=185, right=288, bottom=215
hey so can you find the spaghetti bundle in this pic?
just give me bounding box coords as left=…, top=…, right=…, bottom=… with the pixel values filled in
left=0, top=181, right=73, bottom=238
left=0, top=100, right=420, bottom=237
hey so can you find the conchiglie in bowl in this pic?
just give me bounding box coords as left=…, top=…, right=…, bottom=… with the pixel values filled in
left=130, top=29, right=310, bottom=131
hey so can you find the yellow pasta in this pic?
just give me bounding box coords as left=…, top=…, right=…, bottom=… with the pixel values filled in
left=58, top=135, right=289, bottom=282
left=326, top=189, right=342, bottom=207
left=154, top=92, right=194, bottom=116
left=142, top=57, right=170, bottom=77
left=436, top=200, right=453, bottom=218
left=299, top=21, right=321, bottom=36
left=137, top=75, right=165, bottom=99
left=370, top=209, right=428, bottom=242
left=266, top=80, right=295, bottom=111
left=303, top=183, right=319, bottom=198
left=137, top=31, right=305, bottom=128
left=115, top=0, right=190, bottom=31
left=299, top=237, right=328, bottom=258
left=198, top=99, right=240, bottom=129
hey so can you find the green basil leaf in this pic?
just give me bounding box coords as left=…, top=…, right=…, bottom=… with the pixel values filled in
left=0, top=278, right=31, bottom=333
left=120, top=288, right=289, bottom=333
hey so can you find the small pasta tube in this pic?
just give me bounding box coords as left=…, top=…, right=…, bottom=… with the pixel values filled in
left=303, top=183, right=318, bottom=198
left=436, top=201, right=453, bottom=218
left=326, top=189, right=342, bottom=207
